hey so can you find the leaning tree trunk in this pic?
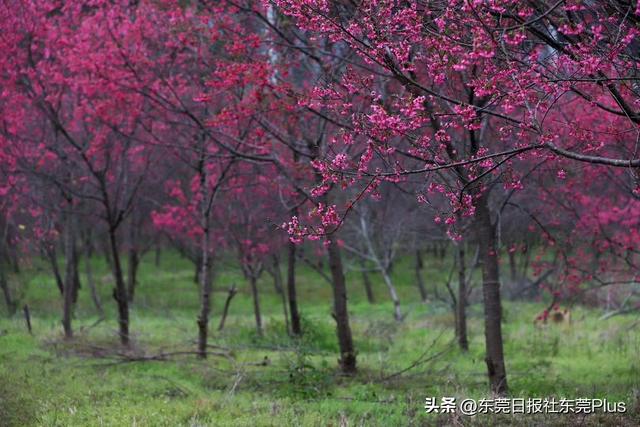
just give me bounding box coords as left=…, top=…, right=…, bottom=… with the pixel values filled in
left=249, top=274, right=263, bottom=336
left=415, top=250, right=428, bottom=302
left=359, top=259, right=375, bottom=304
left=381, top=268, right=402, bottom=321
left=476, top=193, right=508, bottom=394
left=327, top=238, right=356, bottom=374
left=287, top=239, right=302, bottom=336
left=62, top=211, right=76, bottom=340
left=108, top=227, right=130, bottom=346
left=217, top=284, right=237, bottom=331
left=456, top=244, right=469, bottom=351
left=45, top=246, right=64, bottom=296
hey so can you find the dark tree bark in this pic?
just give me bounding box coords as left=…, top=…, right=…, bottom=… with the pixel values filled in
left=101, top=237, right=114, bottom=271
left=508, top=248, right=517, bottom=283
left=44, top=245, right=64, bottom=296
left=476, top=193, right=508, bottom=394
left=71, top=242, right=81, bottom=304
left=269, top=254, right=284, bottom=294
left=287, top=239, right=302, bottom=336
left=196, top=222, right=212, bottom=359
left=520, top=243, right=531, bottom=278
left=456, top=244, right=469, bottom=351
left=83, top=235, right=104, bottom=318
left=0, top=265, right=16, bottom=316
left=359, top=258, right=375, bottom=304
left=269, top=254, right=290, bottom=333
left=217, top=284, right=237, bottom=331
left=127, top=241, right=139, bottom=303
left=415, top=250, right=427, bottom=302
left=108, top=227, right=130, bottom=346
left=327, top=237, right=356, bottom=374
left=62, top=211, right=76, bottom=340
left=249, top=274, right=263, bottom=336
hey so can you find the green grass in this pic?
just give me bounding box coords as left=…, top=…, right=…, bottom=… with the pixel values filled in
left=0, top=251, right=639, bottom=426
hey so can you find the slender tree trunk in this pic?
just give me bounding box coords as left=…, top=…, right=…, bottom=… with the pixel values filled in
left=127, top=243, right=139, bottom=303
left=269, top=254, right=289, bottom=332
left=217, top=285, right=237, bottom=331
left=476, top=193, right=508, bottom=394
left=108, top=228, right=130, bottom=346
left=102, top=237, right=114, bottom=271
left=249, top=275, right=263, bottom=336
left=270, top=254, right=283, bottom=294
left=62, top=212, right=75, bottom=340
left=83, top=236, right=104, bottom=318
left=359, top=259, right=375, bottom=304
left=520, top=244, right=530, bottom=278
left=196, top=224, right=212, bottom=359
left=287, top=240, right=302, bottom=336
left=327, top=238, right=356, bottom=374
left=0, top=265, right=16, bottom=316
left=456, top=244, right=469, bottom=351
left=381, top=268, right=402, bottom=321
left=71, top=242, right=81, bottom=304
left=415, top=250, right=427, bottom=302
left=45, top=246, right=64, bottom=295
left=508, top=248, right=517, bottom=283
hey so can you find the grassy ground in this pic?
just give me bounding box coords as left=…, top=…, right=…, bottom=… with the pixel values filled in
left=0, top=252, right=639, bottom=426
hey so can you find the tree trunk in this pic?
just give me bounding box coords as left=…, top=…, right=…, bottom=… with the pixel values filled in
left=508, top=248, right=517, bottom=283
left=71, top=242, right=81, bottom=304
left=102, top=237, right=114, bottom=271
left=249, top=275, right=263, bottom=336
left=456, top=244, right=469, bottom=351
left=108, top=228, right=130, bottom=346
left=270, top=254, right=283, bottom=294
left=415, top=250, right=427, bottom=302
left=83, top=236, right=104, bottom=318
left=0, top=265, right=16, bottom=316
left=476, top=193, right=508, bottom=394
left=62, top=213, right=75, bottom=340
left=196, top=225, right=212, bottom=359
left=127, top=243, right=139, bottom=303
left=287, top=240, right=302, bottom=336
left=381, top=268, right=402, bottom=321
left=360, top=259, right=375, bottom=304
left=45, top=246, right=64, bottom=295
left=217, top=285, right=237, bottom=331
left=327, top=238, right=356, bottom=374
left=520, top=243, right=530, bottom=278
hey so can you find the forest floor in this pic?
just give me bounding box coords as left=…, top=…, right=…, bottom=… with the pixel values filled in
left=0, top=252, right=639, bottom=426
